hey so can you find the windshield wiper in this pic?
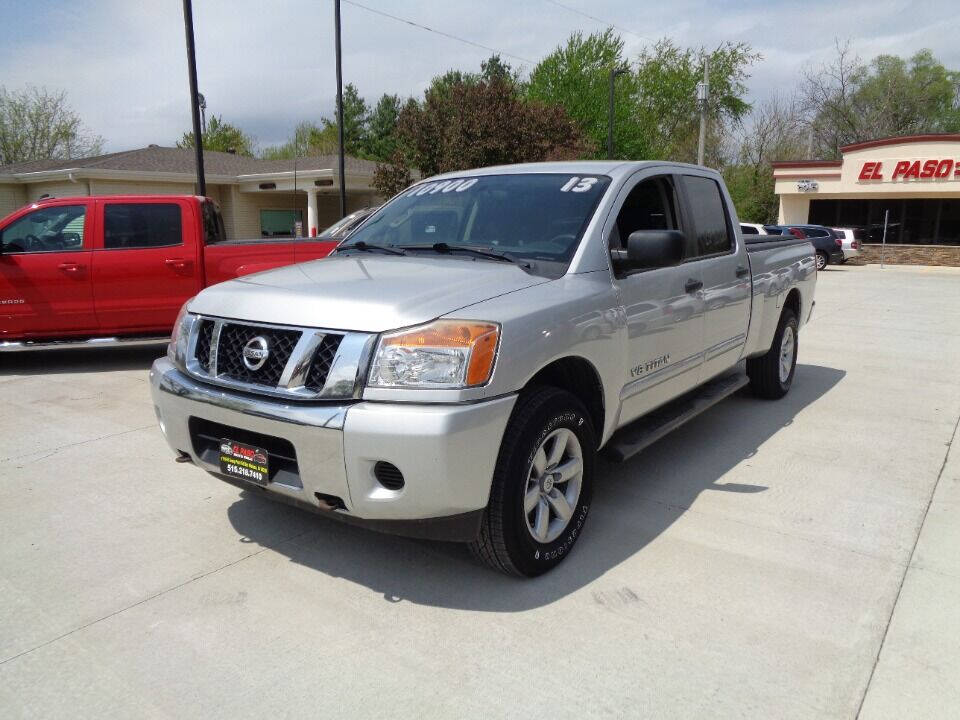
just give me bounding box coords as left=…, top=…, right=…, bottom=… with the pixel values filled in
left=338, top=241, right=405, bottom=256
left=402, top=242, right=529, bottom=267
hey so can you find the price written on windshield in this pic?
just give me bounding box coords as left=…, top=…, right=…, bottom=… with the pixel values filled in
left=560, top=176, right=599, bottom=193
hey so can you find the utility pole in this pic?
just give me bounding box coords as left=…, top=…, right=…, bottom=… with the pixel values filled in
left=607, top=67, right=628, bottom=160
left=181, top=0, right=206, bottom=196
left=334, top=0, right=346, bottom=219
left=696, top=55, right=709, bottom=166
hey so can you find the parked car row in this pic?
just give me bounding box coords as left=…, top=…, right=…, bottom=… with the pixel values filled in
left=739, top=222, right=859, bottom=270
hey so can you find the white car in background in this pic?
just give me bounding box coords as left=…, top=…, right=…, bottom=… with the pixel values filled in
left=740, top=222, right=774, bottom=235
left=831, top=227, right=866, bottom=262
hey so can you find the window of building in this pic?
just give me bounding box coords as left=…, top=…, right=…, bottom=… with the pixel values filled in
left=260, top=209, right=303, bottom=238
left=104, top=203, right=182, bottom=249
left=809, top=198, right=960, bottom=245
left=0, top=205, right=86, bottom=254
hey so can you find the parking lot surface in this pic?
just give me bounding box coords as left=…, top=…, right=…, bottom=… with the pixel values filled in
left=1, top=264, right=958, bottom=719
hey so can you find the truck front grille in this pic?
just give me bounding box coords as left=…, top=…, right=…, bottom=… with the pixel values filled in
left=185, top=315, right=366, bottom=401
left=195, top=319, right=215, bottom=372
left=216, top=323, right=301, bottom=386
left=305, top=334, right=343, bottom=392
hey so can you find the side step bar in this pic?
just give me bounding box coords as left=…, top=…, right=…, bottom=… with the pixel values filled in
left=604, top=367, right=750, bottom=463
left=0, top=336, right=169, bottom=353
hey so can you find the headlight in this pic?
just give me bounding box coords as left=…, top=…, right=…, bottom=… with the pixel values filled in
left=167, top=297, right=194, bottom=367
left=368, top=320, right=500, bottom=389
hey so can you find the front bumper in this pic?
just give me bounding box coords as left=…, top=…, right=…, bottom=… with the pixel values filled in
left=150, top=358, right=516, bottom=541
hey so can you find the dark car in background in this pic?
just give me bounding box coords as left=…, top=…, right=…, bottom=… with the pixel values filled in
left=765, top=224, right=845, bottom=270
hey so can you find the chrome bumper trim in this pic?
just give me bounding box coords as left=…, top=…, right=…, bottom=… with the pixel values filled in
left=0, top=336, right=168, bottom=353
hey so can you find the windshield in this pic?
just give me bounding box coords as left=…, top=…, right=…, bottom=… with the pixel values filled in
left=340, top=173, right=611, bottom=264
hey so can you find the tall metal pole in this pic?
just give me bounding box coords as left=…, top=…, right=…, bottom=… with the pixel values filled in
left=697, top=55, right=709, bottom=166
left=182, top=0, right=206, bottom=197
left=334, top=0, right=346, bottom=219
left=607, top=68, right=616, bottom=160
left=881, top=208, right=889, bottom=269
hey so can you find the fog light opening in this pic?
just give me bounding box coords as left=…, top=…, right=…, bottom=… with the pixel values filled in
left=373, top=461, right=405, bottom=491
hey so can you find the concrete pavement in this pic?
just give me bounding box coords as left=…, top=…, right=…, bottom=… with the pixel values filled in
left=1, top=264, right=958, bottom=718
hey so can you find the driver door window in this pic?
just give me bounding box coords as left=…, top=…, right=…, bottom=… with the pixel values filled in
left=610, top=176, right=679, bottom=251
left=0, top=205, right=87, bottom=254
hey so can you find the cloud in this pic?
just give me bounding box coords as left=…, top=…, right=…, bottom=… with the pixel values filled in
left=1, top=0, right=957, bottom=153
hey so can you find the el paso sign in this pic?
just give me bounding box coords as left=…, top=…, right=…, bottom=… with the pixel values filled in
left=859, top=158, right=960, bottom=182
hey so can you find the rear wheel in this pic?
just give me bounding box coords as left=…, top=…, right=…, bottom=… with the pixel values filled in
left=747, top=308, right=798, bottom=399
left=470, top=387, right=595, bottom=576
left=815, top=251, right=828, bottom=270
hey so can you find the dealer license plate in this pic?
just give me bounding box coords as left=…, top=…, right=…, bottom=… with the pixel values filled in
left=219, top=439, right=270, bottom=486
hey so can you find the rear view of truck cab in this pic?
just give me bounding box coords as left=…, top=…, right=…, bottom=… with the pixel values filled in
left=152, top=161, right=815, bottom=576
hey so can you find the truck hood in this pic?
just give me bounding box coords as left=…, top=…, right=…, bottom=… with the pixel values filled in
left=190, top=254, right=552, bottom=332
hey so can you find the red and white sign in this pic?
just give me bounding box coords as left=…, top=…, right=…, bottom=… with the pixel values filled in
left=859, top=159, right=960, bottom=181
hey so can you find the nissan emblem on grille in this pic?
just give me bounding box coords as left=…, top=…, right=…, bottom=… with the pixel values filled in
left=242, top=336, right=270, bottom=370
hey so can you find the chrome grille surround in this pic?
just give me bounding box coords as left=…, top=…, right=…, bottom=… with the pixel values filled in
left=182, top=314, right=375, bottom=401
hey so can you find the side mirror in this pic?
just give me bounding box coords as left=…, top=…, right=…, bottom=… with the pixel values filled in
left=612, top=230, right=685, bottom=271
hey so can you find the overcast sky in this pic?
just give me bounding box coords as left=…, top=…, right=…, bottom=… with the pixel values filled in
left=1, top=0, right=958, bottom=153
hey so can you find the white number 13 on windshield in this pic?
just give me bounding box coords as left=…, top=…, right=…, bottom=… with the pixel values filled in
left=560, top=176, right=598, bottom=193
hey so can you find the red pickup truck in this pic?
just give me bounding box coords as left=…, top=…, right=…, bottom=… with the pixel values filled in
left=0, top=195, right=339, bottom=349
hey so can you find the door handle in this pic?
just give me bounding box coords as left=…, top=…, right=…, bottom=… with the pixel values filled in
left=684, top=278, right=703, bottom=294
left=58, top=262, right=84, bottom=274
left=735, top=265, right=749, bottom=278
left=164, top=258, right=193, bottom=271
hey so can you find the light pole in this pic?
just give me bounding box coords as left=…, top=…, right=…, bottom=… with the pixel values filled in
left=181, top=0, right=206, bottom=196
left=696, top=55, right=710, bottom=166
left=334, top=0, right=346, bottom=219
left=607, top=67, right=629, bottom=160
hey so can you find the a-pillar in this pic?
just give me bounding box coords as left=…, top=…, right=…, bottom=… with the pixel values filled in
left=306, top=188, right=319, bottom=237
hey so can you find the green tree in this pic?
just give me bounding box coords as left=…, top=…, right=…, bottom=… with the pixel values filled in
left=259, top=121, right=337, bottom=159
left=177, top=114, right=255, bottom=156
left=321, top=83, right=369, bottom=157
left=375, top=74, right=590, bottom=195
left=364, top=94, right=402, bottom=162
left=723, top=95, right=807, bottom=223
left=0, top=85, right=103, bottom=164
left=804, top=44, right=960, bottom=158
left=527, top=30, right=643, bottom=159
left=635, top=39, right=759, bottom=163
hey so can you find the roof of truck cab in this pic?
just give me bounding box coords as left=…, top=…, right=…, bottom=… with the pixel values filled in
left=423, top=160, right=719, bottom=183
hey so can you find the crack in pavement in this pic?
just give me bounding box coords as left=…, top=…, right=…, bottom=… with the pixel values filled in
left=1, top=425, right=156, bottom=464
left=854, top=407, right=960, bottom=719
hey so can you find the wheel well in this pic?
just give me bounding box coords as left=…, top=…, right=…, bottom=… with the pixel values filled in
left=525, top=357, right=604, bottom=439
left=784, top=288, right=800, bottom=319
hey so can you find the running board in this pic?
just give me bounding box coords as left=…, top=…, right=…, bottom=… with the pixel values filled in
left=0, top=336, right=169, bottom=353
left=604, top=368, right=750, bottom=463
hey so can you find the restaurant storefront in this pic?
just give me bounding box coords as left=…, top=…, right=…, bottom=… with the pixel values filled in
left=772, top=134, right=960, bottom=265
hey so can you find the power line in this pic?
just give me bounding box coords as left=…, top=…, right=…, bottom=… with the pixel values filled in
left=540, top=0, right=652, bottom=43
left=341, top=0, right=536, bottom=65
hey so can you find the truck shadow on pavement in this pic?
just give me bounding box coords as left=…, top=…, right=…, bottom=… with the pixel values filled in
left=226, top=363, right=845, bottom=611
left=0, top=345, right=165, bottom=376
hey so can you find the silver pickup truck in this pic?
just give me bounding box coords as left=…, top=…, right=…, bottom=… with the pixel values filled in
left=151, top=161, right=816, bottom=576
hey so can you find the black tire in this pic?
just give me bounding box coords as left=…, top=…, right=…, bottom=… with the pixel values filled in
left=746, top=308, right=798, bottom=399
left=815, top=251, right=828, bottom=271
left=470, top=387, right=596, bottom=577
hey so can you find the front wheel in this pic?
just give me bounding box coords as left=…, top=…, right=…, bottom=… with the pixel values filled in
left=746, top=308, right=798, bottom=399
left=470, top=387, right=595, bottom=576
left=815, top=252, right=828, bottom=271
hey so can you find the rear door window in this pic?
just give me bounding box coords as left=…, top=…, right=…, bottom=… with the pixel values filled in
left=682, top=176, right=732, bottom=257
left=104, top=203, right=182, bottom=249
